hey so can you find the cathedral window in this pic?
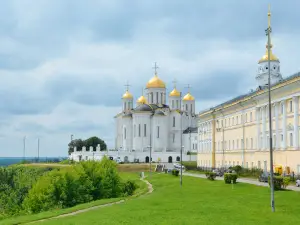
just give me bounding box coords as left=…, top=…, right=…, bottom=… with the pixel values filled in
left=172, top=100, right=174, bottom=108
left=144, top=124, right=147, bottom=137
left=173, top=116, right=175, bottom=127
left=186, top=104, right=188, bottom=111
left=290, top=133, right=293, bottom=147
left=173, top=133, right=175, bottom=143
left=138, top=124, right=141, bottom=137
left=156, top=92, right=159, bottom=104
left=124, top=102, right=126, bottom=110
left=134, top=125, right=136, bottom=137
left=124, top=128, right=126, bottom=139
left=191, top=104, right=193, bottom=113
left=176, top=100, right=179, bottom=109
left=157, top=126, right=160, bottom=138
left=151, top=93, right=153, bottom=103
left=161, top=93, right=163, bottom=104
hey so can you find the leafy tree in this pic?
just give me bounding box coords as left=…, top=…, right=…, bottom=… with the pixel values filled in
left=68, top=136, right=107, bottom=155
left=84, top=136, right=107, bottom=151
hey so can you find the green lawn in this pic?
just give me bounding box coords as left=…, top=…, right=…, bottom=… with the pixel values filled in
left=35, top=174, right=300, bottom=225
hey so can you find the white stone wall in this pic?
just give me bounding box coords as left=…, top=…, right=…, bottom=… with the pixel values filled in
left=256, top=61, right=282, bottom=86
left=152, top=114, right=168, bottom=152
left=132, top=113, right=152, bottom=152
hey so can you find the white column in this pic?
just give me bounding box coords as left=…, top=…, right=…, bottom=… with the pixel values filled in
left=262, top=106, right=266, bottom=149
left=282, top=100, right=287, bottom=149
left=275, top=102, right=280, bottom=150
left=293, top=96, right=299, bottom=149
left=256, top=107, right=261, bottom=150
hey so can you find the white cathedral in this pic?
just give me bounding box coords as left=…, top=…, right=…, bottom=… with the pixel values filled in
left=114, top=67, right=198, bottom=163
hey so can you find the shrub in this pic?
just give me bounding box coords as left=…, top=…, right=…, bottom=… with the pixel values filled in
left=224, top=173, right=232, bottom=184
left=121, top=180, right=137, bottom=196
left=224, top=173, right=238, bottom=184
left=268, top=176, right=283, bottom=190
left=282, top=177, right=291, bottom=189
left=172, top=169, right=179, bottom=176
left=205, top=172, right=216, bottom=181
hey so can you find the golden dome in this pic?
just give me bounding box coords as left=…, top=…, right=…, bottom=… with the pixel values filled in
left=183, top=92, right=195, bottom=101
left=137, top=95, right=147, bottom=104
left=122, top=90, right=133, bottom=99
left=258, top=45, right=279, bottom=63
left=169, top=88, right=180, bottom=97
left=146, top=74, right=166, bottom=89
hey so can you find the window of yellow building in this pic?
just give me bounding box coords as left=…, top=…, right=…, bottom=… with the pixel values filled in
left=289, top=100, right=293, bottom=112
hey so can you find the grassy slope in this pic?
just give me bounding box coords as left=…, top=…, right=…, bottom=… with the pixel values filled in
left=0, top=173, right=147, bottom=225
left=40, top=174, right=300, bottom=225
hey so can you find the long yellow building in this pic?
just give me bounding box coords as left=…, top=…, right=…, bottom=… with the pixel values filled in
left=197, top=8, right=300, bottom=174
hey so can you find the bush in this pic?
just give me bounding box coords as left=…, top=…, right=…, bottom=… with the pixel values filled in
left=172, top=169, right=179, bottom=176
left=224, top=173, right=238, bottom=184
left=121, top=180, right=137, bottom=196
left=268, top=176, right=289, bottom=190
left=205, top=172, right=216, bottom=181
left=283, top=177, right=291, bottom=189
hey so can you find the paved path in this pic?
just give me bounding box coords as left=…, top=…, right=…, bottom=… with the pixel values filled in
left=183, top=172, right=300, bottom=192
left=27, top=178, right=153, bottom=224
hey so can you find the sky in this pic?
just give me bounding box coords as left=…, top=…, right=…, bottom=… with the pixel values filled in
left=1, top=0, right=300, bottom=157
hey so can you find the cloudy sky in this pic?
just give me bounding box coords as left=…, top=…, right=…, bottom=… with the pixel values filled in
left=1, top=0, right=300, bottom=157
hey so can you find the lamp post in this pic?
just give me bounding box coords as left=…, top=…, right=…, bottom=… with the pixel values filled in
left=37, top=138, right=40, bottom=163
left=23, top=136, right=26, bottom=162
left=265, top=6, right=275, bottom=212
left=180, top=91, right=183, bottom=187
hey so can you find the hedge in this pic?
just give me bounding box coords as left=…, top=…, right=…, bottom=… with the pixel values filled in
left=224, top=173, right=238, bottom=184
left=205, top=172, right=217, bottom=181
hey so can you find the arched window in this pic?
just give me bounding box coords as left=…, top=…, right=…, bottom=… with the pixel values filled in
left=173, top=116, right=176, bottom=127
left=124, top=128, right=126, bottom=139
left=124, top=102, right=126, bottom=110
left=290, top=133, right=293, bottom=147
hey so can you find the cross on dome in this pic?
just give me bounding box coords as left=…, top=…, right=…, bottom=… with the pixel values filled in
left=172, top=79, right=177, bottom=88
left=124, top=80, right=131, bottom=91
left=152, top=62, right=159, bottom=75
left=185, top=84, right=191, bottom=93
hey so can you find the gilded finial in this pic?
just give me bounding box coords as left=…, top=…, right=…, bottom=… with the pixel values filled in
left=268, top=4, right=271, bottom=28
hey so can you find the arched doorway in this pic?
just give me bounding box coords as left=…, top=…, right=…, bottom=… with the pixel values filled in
left=176, top=156, right=180, bottom=162
left=168, top=156, right=173, bottom=163
left=145, top=156, right=150, bottom=163
left=124, top=156, right=129, bottom=163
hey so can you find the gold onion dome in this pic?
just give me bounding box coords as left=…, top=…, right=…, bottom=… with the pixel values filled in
left=146, top=74, right=166, bottom=88
left=169, top=88, right=180, bottom=97
left=183, top=92, right=195, bottom=101
left=122, top=90, right=133, bottom=99
left=137, top=95, right=147, bottom=104
left=258, top=44, right=279, bottom=63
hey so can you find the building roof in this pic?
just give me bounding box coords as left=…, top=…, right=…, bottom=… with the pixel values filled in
left=183, top=127, right=198, bottom=134
left=199, top=72, right=300, bottom=115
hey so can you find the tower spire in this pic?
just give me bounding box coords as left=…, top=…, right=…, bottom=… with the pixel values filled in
left=267, top=4, right=272, bottom=49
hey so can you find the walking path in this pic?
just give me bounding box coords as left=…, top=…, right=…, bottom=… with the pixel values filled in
left=27, top=178, right=153, bottom=224
left=183, top=172, right=300, bottom=192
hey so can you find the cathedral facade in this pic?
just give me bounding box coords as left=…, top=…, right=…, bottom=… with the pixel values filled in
left=197, top=9, right=300, bottom=174
left=114, top=69, right=198, bottom=163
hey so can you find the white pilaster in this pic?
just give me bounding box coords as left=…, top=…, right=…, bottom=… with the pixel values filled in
left=282, top=100, right=287, bottom=149
left=256, top=107, right=261, bottom=150
left=262, top=106, right=266, bottom=149
left=293, top=96, right=299, bottom=149
left=275, top=102, right=280, bottom=150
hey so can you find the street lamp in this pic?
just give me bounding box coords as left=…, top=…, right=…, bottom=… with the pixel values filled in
left=265, top=6, right=275, bottom=212
left=147, top=145, right=152, bottom=178
left=180, top=91, right=183, bottom=187
left=23, top=136, right=26, bottom=162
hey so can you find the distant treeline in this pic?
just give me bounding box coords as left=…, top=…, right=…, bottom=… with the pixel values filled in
left=0, top=158, right=137, bottom=220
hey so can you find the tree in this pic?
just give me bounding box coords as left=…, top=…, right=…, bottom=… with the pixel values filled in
left=68, top=136, right=107, bottom=155
left=84, top=136, right=107, bottom=151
